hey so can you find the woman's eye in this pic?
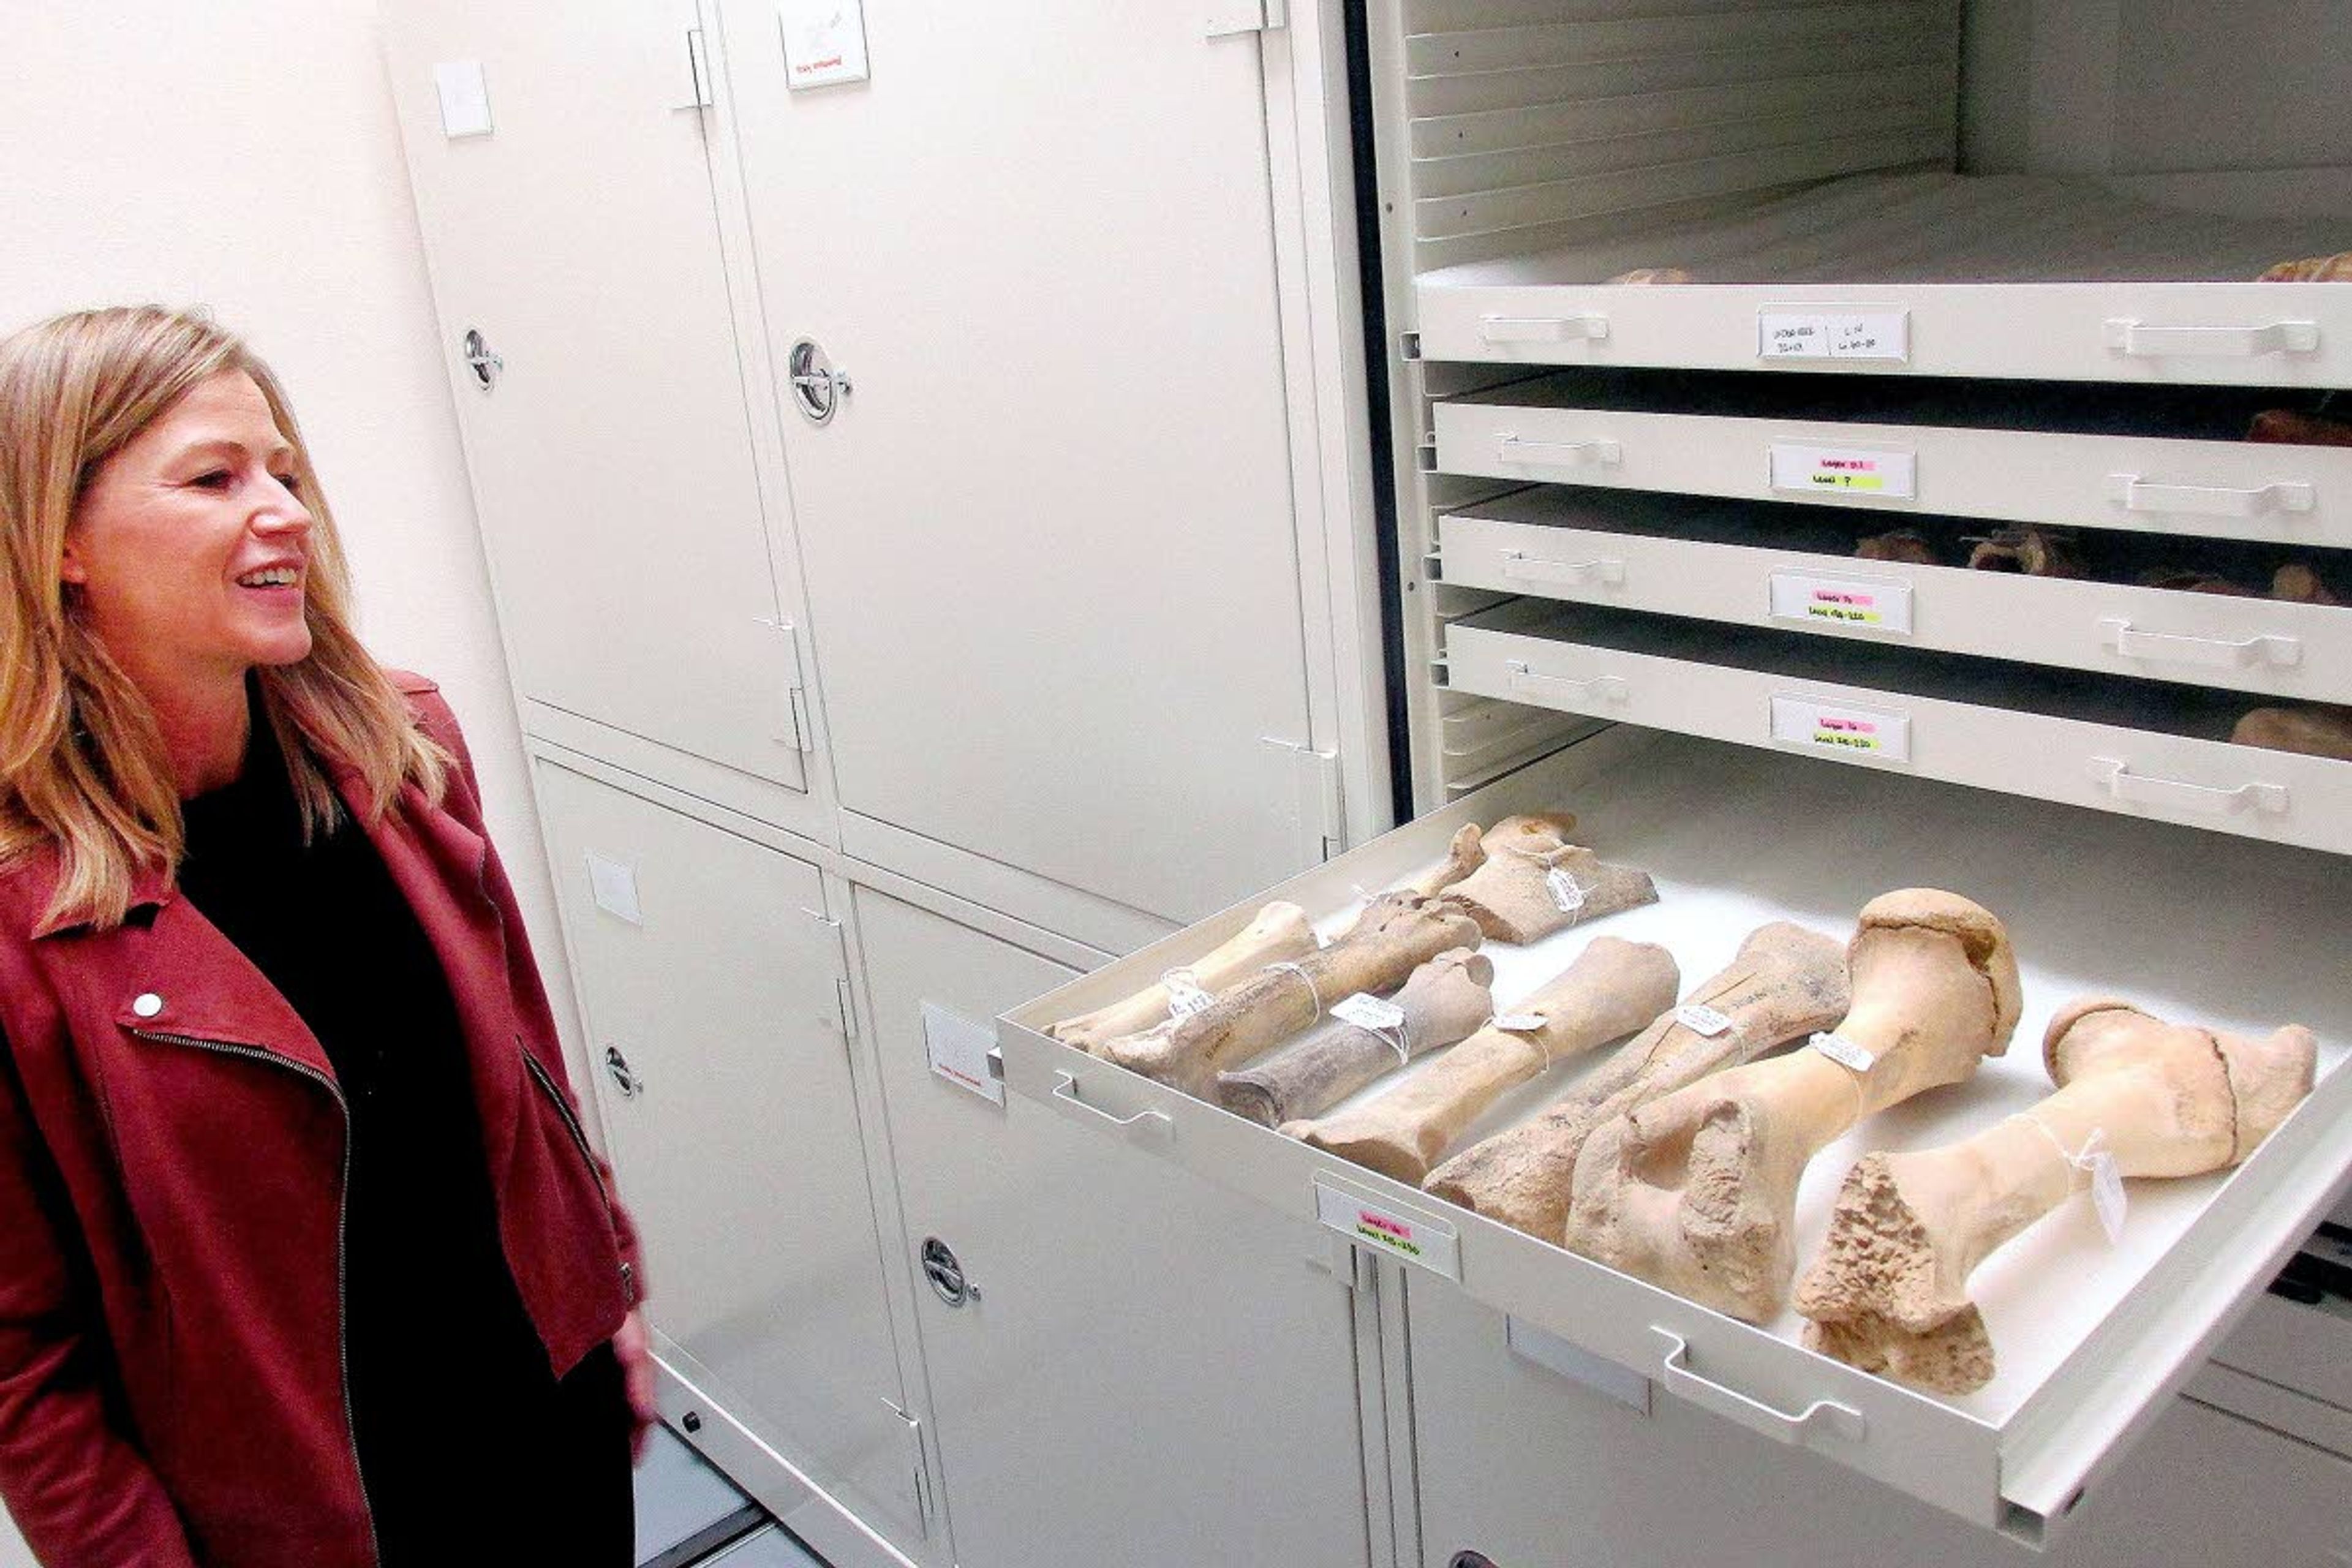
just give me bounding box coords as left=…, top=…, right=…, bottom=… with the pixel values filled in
left=271, top=472, right=301, bottom=494
left=189, top=470, right=232, bottom=490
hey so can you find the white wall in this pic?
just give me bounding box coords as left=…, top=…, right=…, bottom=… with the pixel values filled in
left=0, top=7, right=581, bottom=1561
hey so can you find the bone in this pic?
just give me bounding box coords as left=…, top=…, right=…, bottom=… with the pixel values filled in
left=1795, top=997, right=2316, bottom=1394
left=2258, top=251, right=2352, bottom=281
left=1217, top=948, right=1494, bottom=1128
left=1855, top=528, right=1942, bottom=566
left=1408, top=823, right=1491, bottom=897
left=1567, top=891, right=2022, bottom=1322
left=1608, top=266, right=1695, bottom=284
left=1422, top=922, right=1847, bottom=1238
left=2248, top=408, right=2352, bottom=447
left=1438, top=815, right=1656, bottom=944
left=2231, top=703, right=2352, bottom=761
left=1047, top=902, right=1317, bottom=1052
left=1095, top=892, right=1483, bottom=1096
left=1966, top=526, right=2083, bottom=578
left=1284, top=937, right=1679, bottom=1184
left=2273, top=562, right=2343, bottom=606
left=2140, top=567, right=2258, bottom=597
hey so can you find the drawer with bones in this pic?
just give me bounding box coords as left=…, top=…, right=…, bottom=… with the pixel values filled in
left=997, top=728, right=2352, bottom=1545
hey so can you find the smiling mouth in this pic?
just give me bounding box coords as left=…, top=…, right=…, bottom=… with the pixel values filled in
left=235, top=567, right=301, bottom=589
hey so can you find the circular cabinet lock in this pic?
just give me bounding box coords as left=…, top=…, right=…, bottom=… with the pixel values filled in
left=920, top=1237, right=978, bottom=1308
left=604, top=1044, right=644, bottom=1099
left=460, top=328, right=503, bottom=391
left=787, top=338, right=851, bottom=424
left=680, top=1411, right=702, bottom=1434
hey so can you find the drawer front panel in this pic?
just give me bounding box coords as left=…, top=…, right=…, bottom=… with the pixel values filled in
left=1431, top=402, right=2352, bottom=548
left=1438, top=512, right=2352, bottom=703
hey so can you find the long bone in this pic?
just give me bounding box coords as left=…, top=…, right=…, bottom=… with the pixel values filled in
left=1047, top=902, right=1316, bottom=1053
left=1566, top=891, right=2022, bottom=1322
left=1217, top=948, right=1495, bottom=1128
left=1096, top=893, right=1484, bottom=1096
left=1408, top=823, right=1491, bottom=897
left=1422, top=922, right=1847, bottom=1238
left=1283, top=937, right=1679, bottom=1184
left=1438, top=814, right=1656, bottom=944
left=1796, top=997, right=2316, bottom=1393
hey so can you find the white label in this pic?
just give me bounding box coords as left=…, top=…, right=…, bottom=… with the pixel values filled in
left=1811, top=1031, right=1876, bottom=1072
left=1676, top=1004, right=1735, bottom=1038
left=2089, top=1152, right=2127, bottom=1244
left=1163, top=970, right=1215, bottom=1018
left=432, top=61, right=494, bottom=138
left=1333, top=993, right=1407, bottom=1033
left=1314, top=1176, right=1461, bottom=1281
left=584, top=853, right=642, bottom=925
left=1758, top=309, right=1909, bottom=362
left=1771, top=696, right=1912, bottom=763
left=778, top=0, right=871, bottom=88
left=1493, top=1012, right=1547, bottom=1033
left=1547, top=867, right=1588, bottom=913
left=921, top=1003, right=1004, bottom=1107
left=1768, top=445, right=1917, bottom=501
left=1770, top=571, right=1915, bottom=635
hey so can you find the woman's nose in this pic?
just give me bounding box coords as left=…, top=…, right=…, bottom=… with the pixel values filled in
left=254, top=481, right=314, bottom=535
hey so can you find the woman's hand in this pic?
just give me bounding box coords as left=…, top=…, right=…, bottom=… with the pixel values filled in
left=615, top=1309, right=660, bottom=1463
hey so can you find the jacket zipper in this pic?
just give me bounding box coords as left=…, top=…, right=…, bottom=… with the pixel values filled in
left=519, top=1050, right=636, bottom=1306
left=129, top=1029, right=382, bottom=1567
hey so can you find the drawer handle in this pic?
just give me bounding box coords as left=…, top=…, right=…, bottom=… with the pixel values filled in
left=1480, top=312, right=1608, bottom=345
left=1652, top=1328, right=1866, bottom=1445
left=2106, top=474, right=2315, bottom=518
left=2098, top=618, right=2302, bottom=670
left=2102, top=318, right=2318, bottom=358
left=1501, top=549, right=1625, bottom=587
left=1498, top=435, right=1622, bottom=469
left=1050, top=1071, right=1172, bottom=1135
left=2090, top=757, right=2290, bottom=816
left=1505, top=661, right=1627, bottom=704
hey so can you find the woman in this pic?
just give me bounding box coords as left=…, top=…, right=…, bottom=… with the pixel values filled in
left=0, top=305, right=656, bottom=1566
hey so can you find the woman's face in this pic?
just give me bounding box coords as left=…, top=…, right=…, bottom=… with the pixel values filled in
left=64, top=371, right=315, bottom=695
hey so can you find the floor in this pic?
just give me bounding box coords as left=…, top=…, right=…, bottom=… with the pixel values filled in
left=635, top=1423, right=831, bottom=1568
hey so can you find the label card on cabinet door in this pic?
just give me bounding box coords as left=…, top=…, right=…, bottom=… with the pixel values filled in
left=432, top=61, right=494, bottom=138
left=1768, top=572, right=1915, bottom=634
left=1313, top=1174, right=1462, bottom=1281
left=922, top=1003, right=1005, bottom=1107
left=1757, top=309, right=1909, bottom=363
left=778, top=0, right=870, bottom=89
left=584, top=853, right=643, bottom=925
left=1768, top=443, right=1917, bottom=500
left=1770, top=697, right=1912, bottom=763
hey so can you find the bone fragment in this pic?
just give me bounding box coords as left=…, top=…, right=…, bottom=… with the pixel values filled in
left=1568, top=891, right=2022, bottom=1322
left=2232, top=703, right=2352, bottom=761
left=1966, top=526, right=2083, bottom=578
left=1095, top=893, right=1483, bottom=1096
left=1608, top=267, right=1695, bottom=284
left=1855, top=529, right=1942, bottom=566
left=2140, top=567, right=2256, bottom=597
left=1795, top=997, right=2316, bottom=1393
left=1438, top=815, right=1656, bottom=944
left=1285, top=937, right=1679, bottom=1184
left=2258, top=251, right=2352, bottom=281
left=1422, top=922, right=1847, bottom=1238
left=1047, top=902, right=1317, bottom=1052
left=2274, top=562, right=2343, bottom=605
left=2248, top=408, right=2352, bottom=447
left=1218, top=949, right=1494, bottom=1128
left=1408, top=823, right=1491, bottom=898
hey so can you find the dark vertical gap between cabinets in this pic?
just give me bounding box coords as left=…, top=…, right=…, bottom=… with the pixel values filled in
left=1343, top=0, right=1419, bottom=827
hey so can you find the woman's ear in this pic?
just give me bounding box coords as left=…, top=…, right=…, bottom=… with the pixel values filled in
left=58, top=536, right=89, bottom=587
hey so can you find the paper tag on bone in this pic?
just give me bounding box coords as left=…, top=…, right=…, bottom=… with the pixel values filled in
left=1676, top=1004, right=1734, bottom=1037
left=1810, top=1031, right=1875, bottom=1072
left=2089, top=1151, right=2127, bottom=1245
left=1333, top=993, right=1407, bottom=1033
left=1546, top=867, right=1588, bottom=913
left=1163, top=970, right=1215, bottom=1019
left=1493, top=1012, right=1546, bottom=1033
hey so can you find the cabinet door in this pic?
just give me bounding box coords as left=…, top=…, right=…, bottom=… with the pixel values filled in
left=853, top=889, right=1371, bottom=1568
left=382, top=1, right=811, bottom=797
left=533, top=764, right=916, bottom=1542
left=715, top=2, right=1323, bottom=923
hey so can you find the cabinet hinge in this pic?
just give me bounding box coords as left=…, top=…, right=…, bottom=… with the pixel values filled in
left=1206, top=0, right=1287, bottom=37
left=684, top=27, right=714, bottom=108
left=801, top=907, right=856, bottom=1039
left=756, top=617, right=816, bottom=753
left=1263, top=737, right=1346, bottom=860
left=1400, top=330, right=1423, bottom=361
left=884, top=1399, right=932, bottom=1536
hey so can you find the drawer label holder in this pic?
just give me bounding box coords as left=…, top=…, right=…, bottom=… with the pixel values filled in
left=1758, top=308, right=1909, bottom=363
left=1771, top=696, right=1912, bottom=763
left=1768, top=443, right=1917, bottom=499
left=1314, top=1173, right=1462, bottom=1281
left=1769, top=571, right=1915, bottom=634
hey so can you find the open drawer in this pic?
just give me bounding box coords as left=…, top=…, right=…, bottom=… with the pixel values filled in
left=997, top=728, right=2352, bottom=1544
left=1442, top=599, right=2352, bottom=857
left=1436, top=488, right=2352, bottom=704
left=1429, top=372, right=2352, bottom=549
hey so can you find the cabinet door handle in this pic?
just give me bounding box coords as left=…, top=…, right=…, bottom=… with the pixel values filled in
left=2106, top=474, right=2315, bottom=518
left=1498, top=435, right=1623, bottom=469
left=1500, top=550, right=1625, bottom=587
left=1505, top=661, right=1627, bottom=704
left=2102, top=318, right=2318, bottom=358
left=1480, top=312, right=1608, bottom=345
left=2090, top=757, right=2290, bottom=816
left=2098, top=618, right=2302, bottom=669
left=1652, top=1328, right=1866, bottom=1445
left=1050, top=1072, right=1172, bottom=1134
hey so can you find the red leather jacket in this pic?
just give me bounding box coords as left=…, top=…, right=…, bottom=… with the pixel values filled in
left=0, top=674, right=639, bottom=1567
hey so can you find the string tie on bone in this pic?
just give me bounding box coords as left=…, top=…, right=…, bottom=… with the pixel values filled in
left=1809, top=1030, right=1874, bottom=1120
left=2010, top=1114, right=2127, bottom=1244
left=1487, top=1013, right=1553, bottom=1071
left=1262, top=960, right=1324, bottom=1023
left=2012, top=1113, right=2106, bottom=1178
left=1160, top=967, right=1213, bottom=1019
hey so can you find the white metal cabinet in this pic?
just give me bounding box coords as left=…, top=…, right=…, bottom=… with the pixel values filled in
left=852, top=888, right=1374, bottom=1568
left=711, top=1, right=1330, bottom=924
left=531, top=763, right=918, bottom=1545
left=383, top=1, right=826, bottom=832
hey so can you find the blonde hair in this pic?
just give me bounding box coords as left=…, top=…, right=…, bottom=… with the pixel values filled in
left=0, top=305, right=449, bottom=930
